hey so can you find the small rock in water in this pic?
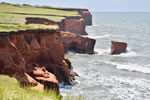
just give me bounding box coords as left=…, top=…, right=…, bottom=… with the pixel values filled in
left=111, top=40, right=127, bottom=55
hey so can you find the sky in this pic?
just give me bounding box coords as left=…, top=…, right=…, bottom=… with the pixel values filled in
left=0, top=0, right=150, bottom=12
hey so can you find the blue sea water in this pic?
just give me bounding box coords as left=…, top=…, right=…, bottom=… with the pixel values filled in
left=61, top=12, right=150, bottom=100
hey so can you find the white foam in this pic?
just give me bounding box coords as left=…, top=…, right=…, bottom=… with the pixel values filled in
left=113, top=48, right=137, bottom=57
left=116, top=63, right=150, bottom=74
left=105, top=61, right=150, bottom=74
left=94, top=47, right=137, bottom=57
left=86, top=33, right=125, bottom=39
left=101, top=75, right=150, bottom=100
left=79, top=70, right=150, bottom=100
left=94, top=48, right=110, bottom=55
left=87, top=34, right=111, bottom=39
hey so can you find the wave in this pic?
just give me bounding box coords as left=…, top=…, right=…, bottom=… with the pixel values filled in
left=94, top=48, right=137, bottom=57
left=113, top=48, right=137, bottom=57
left=94, top=48, right=110, bottom=55
left=116, top=64, right=150, bottom=74
left=105, top=61, right=150, bottom=74
left=86, top=34, right=125, bottom=39
left=87, top=34, right=111, bottom=39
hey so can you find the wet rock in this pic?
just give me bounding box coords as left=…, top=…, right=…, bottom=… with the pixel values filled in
left=111, top=40, right=127, bottom=55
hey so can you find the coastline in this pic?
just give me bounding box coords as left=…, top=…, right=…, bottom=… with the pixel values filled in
left=0, top=2, right=95, bottom=98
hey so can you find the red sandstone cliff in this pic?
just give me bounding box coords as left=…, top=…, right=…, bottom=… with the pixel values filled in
left=58, top=31, right=96, bottom=54
left=78, top=9, right=92, bottom=26
left=0, top=30, right=76, bottom=92
left=59, top=18, right=87, bottom=35
left=46, top=8, right=92, bottom=26
left=26, top=17, right=87, bottom=35
left=25, top=8, right=92, bottom=35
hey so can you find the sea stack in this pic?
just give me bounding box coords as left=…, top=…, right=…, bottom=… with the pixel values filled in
left=111, top=40, right=127, bottom=55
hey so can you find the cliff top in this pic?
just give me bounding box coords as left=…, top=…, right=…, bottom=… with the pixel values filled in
left=0, top=2, right=81, bottom=23
left=0, top=2, right=88, bottom=33
left=0, top=24, right=58, bottom=33
left=0, top=75, right=60, bottom=100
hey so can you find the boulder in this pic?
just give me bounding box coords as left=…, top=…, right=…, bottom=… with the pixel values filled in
left=111, top=41, right=127, bottom=55
left=26, top=64, right=59, bottom=93
left=58, top=31, right=96, bottom=54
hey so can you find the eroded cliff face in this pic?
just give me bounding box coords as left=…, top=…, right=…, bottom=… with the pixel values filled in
left=49, top=8, right=92, bottom=26
left=59, top=18, right=87, bottom=35
left=0, top=30, right=76, bottom=92
left=78, top=9, right=92, bottom=26
left=25, top=8, right=92, bottom=35
left=58, top=31, right=96, bottom=54
left=0, top=34, right=40, bottom=88
left=26, top=17, right=87, bottom=35
left=0, top=34, right=25, bottom=76
left=25, top=18, right=57, bottom=25
left=9, top=31, right=73, bottom=84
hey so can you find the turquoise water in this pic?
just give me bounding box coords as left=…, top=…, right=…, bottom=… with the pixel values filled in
left=61, top=12, right=150, bottom=100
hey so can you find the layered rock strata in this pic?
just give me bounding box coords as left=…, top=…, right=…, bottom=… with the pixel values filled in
left=0, top=30, right=76, bottom=93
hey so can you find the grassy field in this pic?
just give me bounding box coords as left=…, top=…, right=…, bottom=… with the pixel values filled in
left=0, top=3, right=80, bottom=16
left=0, top=24, right=58, bottom=32
left=0, top=2, right=80, bottom=24
left=0, top=75, right=61, bottom=100
left=0, top=75, right=84, bottom=100
left=0, top=2, right=81, bottom=32
left=0, top=13, right=65, bottom=24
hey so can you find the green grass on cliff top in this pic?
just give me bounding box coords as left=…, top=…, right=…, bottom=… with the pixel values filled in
left=0, top=13, right=65, bottom=24
left=0, top=75, right=60, bottom=100
left=0, top=3, right=80, bottom=16
left=0, top=24, right=58, bottom=32
left=0, top=75, right=84, bottom=100
left=0, top=2, right=81, bottom=32
left=0, top=3, right=80, bottom=23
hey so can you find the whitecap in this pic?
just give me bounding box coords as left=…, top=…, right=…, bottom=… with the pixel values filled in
left=104, top=61, right=150, bottom=74
left=113, top=48, right=137, bottom=57
left=94, top=48, right=110, bottom=55
left=116, top=63, right=150, bottom=74
left=87, top=34, right=111, bottom=39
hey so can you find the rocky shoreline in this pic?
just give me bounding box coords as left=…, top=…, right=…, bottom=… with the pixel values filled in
left=0, top=6, right=95, bottom=94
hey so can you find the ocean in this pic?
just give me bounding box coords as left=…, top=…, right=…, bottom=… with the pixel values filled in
left=61, top=12, right=150, bottom=100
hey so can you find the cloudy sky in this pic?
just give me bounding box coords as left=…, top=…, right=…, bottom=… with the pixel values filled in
left=0, top=0, right=150, bottom=12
